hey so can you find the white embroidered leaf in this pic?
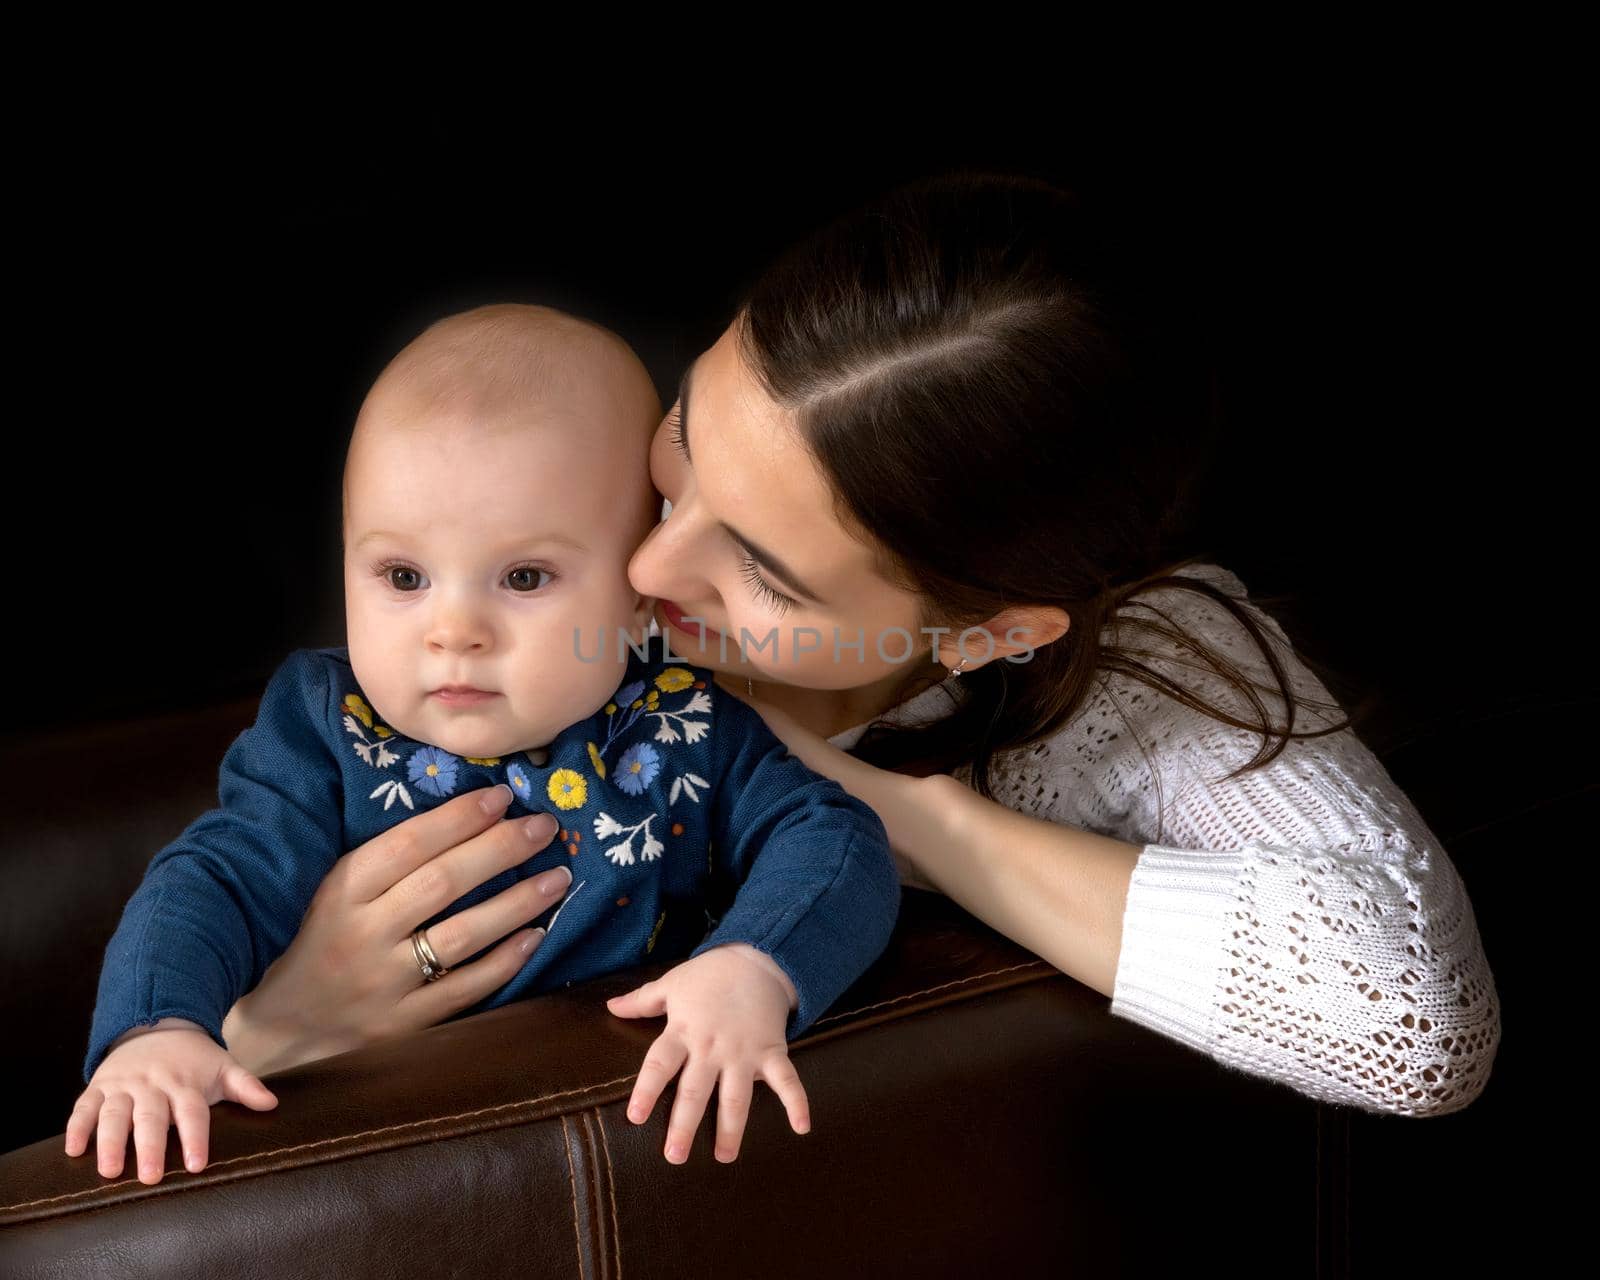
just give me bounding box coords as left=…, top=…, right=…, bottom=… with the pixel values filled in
left=352, top=740, right=374, bottom=766
left=682, top=691, right=713, bottom=714
left=342, top=714, right=363, bottom=739
left=381, top=782, right=398, bottom=810
left=669, top=777, right=682, bottom=804
left=682, top=719, right=710, bottom=745
left=686, top=773, right=708, bottom=788
left=605, top=841, right=635, bottom=866
left=369, top=780, right=391, bottom=801
left=396, top=782, right=414, bottom=810
left=375, top=743, right=399, bottom=769
left=641, top=833, right=664, bottom=861
left=654, top=721, right=680, bottom=744
left=593, top=812, right=624, bottom=840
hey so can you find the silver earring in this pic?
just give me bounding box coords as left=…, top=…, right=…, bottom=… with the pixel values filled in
left=945, top=656, right=969, bottom=680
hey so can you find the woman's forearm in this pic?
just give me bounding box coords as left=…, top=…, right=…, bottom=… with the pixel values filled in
left=831, top=762, right=1142, bottom=1000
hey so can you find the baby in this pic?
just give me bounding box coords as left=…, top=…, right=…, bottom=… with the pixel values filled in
left=67, top=304, right=901, bottom=1184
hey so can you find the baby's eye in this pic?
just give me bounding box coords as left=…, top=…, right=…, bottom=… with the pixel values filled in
left=506, top=565, right=555, bottom=592
left=375, top=563, right=425, bottom=592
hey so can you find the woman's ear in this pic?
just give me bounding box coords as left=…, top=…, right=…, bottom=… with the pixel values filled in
left=936, top=605, right=1070, bottom=669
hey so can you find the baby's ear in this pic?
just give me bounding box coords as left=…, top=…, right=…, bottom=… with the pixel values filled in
left=630, top=592, right=657, bottom=633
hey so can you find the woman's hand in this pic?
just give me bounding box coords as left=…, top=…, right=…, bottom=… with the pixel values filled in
left=65, top=1018, right=278, bottom=1185
left=221, top=784, right=569, bottom=1076
left=605, top=943, right=809, bottom=1164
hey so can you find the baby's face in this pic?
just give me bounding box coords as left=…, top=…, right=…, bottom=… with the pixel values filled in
left=342, top=397, right=659, bottom=760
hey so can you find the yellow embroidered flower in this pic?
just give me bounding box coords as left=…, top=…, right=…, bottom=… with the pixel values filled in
left=586, top=741, right=606, bottom=779
left=547, top=768, right=587, bottom=810
left=373, top=725, right=392, bottom=738
left=630, top=699, right=643, bottom=709
left=654, top=668, right=694, bottom=693
left=465, top=756, right=501, bottom=766
left=604, top=702, right=617, bottom=715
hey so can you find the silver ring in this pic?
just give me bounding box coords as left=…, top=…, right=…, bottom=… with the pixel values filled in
left=411, top=927, right=449, bottom=982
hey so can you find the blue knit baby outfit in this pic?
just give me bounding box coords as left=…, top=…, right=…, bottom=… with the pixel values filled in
left=83, top=635, right=900, bottom=1083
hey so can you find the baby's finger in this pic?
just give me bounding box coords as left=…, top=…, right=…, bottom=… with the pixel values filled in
left=663, top=1054, right=720, bottom=1164
left=95, top=1090, right=133, bottom=1179
left=64, top=1087, right=104, bottom=1157
left=760, top=1052, right=812, bottom=1136
left=712, top=1064, right=754, bottom=1163
left=625, top=1032, right=687, bottom=1127
left=219, top=1062, right=279, bottom=1111
left=171, top=1088, right=212, bottom=1174
left=131, top=1086, right=173, bottom=1185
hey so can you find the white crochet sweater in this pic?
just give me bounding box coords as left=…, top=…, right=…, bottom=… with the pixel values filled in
left=828, top=562, right=1502, bottom=1118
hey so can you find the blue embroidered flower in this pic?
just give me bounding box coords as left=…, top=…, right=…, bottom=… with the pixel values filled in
left=615, top=742, right=662, bottom=796
left=506, top=761, right=533, bottom=803
left=614, top=679, right=646, bottom=710
left=408, top=746, right=460, bottom=798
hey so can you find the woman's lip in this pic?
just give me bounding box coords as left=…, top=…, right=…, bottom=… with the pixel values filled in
left=660, top=599, right=716, bottom=639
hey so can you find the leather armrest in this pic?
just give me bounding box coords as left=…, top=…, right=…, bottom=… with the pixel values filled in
left=0, top=888, right=1317, bottom=1278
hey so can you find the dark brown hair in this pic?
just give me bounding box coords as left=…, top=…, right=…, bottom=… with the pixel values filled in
left=731, top=169, right=1369, bottom=801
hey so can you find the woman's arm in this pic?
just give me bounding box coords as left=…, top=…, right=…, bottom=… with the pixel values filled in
left=736, top=694, right=1141, bottom=1001
left=739, top=689, right=1502, bottom=1119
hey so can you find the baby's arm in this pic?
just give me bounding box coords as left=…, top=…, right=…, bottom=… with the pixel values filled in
left=689, top=689, right=901, bottom=1041
left=70, top=649, right=346, bottom=1181
left=607, top=687, right=899, bottom=1163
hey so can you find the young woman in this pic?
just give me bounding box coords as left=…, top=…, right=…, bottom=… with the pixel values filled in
left=211, top=170, right=1501, bottom=1161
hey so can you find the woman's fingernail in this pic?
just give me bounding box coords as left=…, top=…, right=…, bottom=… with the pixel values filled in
left=482, top=784, right=515, bottom=814
left=523, top=814, right=557, bottom=843
left=539, top=865, right=573, bottom=894
left=518, top=929, right=545, bottom=955
left=666, top=1142, right=685, bottom=1161
left=186, top=1153, right=202, bottom=1172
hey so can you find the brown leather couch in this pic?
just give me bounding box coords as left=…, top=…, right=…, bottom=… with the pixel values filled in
left=8, top=682, right=1521, bottom=1278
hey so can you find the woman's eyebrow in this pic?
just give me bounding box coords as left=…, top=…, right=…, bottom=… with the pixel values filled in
left=676, top=355, right=828, bottom=608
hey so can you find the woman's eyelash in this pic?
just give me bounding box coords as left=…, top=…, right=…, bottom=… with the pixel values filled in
left=737, top=549, right=797, bottom=615
left=665, top=407, right=794, bottom=615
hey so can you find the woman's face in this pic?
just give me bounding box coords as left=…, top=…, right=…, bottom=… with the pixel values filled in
left=627, top=324, right=944, bottom=694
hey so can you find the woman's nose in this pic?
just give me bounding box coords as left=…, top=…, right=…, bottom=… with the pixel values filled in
left=628, top=503, right=707, bottom=606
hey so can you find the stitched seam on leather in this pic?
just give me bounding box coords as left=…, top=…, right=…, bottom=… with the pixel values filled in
left=4, top=1071, right=638, bottom=1212
left=578, top=1112, right=605, bottom=1280
left=809, top=958, right=1053, bottom=1026
left=5, top=962, right=1052, bottom=1215
left=560, top=1115, right=586, bottom=1280
left=593, top=1109, right=622, bottom=1280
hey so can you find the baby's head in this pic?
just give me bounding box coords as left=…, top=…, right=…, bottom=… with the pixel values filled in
left=341, top=303, right=662, bottom=759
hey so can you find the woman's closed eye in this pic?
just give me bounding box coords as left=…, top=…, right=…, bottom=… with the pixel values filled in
left=669, top=406, right=801, bottom=617
left=369, top=561, right=558, bottom=594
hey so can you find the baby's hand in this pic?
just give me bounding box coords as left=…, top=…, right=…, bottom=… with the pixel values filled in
left=64, top=1017, right=279, bottom=1185
left=605, top=944, right=810, bottom=1165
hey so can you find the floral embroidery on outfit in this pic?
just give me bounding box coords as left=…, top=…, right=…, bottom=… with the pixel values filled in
left=505, top=761, right=533, bottom=802
left=615, top=742, right=662, bottom=796
left=547, top=768, right=587, bottom=811
left=653, top=667, right=694, bottom=693
left=586, top=741, right=606, bottom=779
left=407, top=746, right=460, bottom=798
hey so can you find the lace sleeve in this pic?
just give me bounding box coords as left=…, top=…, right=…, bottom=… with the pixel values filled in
left=979, top=565, right=1503, bottom=1116
left=1110, top=731, right=1501, bottom=1116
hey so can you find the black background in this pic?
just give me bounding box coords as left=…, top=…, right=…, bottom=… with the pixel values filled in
left=4, top=88, right=1565, bottom=1269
